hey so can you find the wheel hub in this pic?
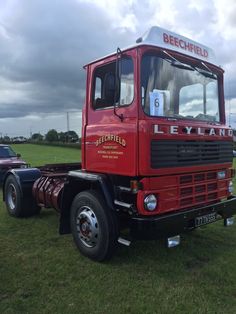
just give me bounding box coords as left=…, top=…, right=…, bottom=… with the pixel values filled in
left=81, top=221, right=89, bottom=233
left=7, top=183, right=17, bottom=212
left=76, top=206, right=99, bottom=248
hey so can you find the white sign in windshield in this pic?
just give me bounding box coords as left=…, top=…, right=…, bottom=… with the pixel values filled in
left=149, top=90, right=164, bottom=116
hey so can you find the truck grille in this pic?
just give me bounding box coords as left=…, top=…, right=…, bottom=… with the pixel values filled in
left=178, top=170, right=226, bottom=208
left=151, top=140, right=233, bottom=168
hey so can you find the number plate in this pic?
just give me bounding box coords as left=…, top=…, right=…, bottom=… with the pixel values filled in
left=195, top=212, right=217, bottom=227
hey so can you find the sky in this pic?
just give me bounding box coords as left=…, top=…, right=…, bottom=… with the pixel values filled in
left=0, top=0, right=236, bottom=137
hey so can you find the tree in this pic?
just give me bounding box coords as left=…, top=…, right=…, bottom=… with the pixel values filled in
left=3, top=136, right=10, bottom=143
left=66, top=130, right=79, bottom=142
left=58, top=131, right=79, bottom=143
left=58, top=132, right=66, bottom=142
left=31, top=133, right=43, bottom=141
left=45, top=129, right=58, bottom=142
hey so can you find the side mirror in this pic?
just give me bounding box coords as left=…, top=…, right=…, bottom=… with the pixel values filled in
left=16, top=153, right=21, bottom=158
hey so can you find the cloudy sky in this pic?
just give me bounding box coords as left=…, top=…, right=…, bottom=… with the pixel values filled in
left=0, top=0, right=236, bottom=137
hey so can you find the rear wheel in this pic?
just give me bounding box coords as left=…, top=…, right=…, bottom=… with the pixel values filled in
left=5, top=175, right=41, bottom=217
left=70, top=190, right=119, bottom=261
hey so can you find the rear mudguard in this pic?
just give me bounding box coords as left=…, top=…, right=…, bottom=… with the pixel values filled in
left=2, top=168, right=41, bottom=201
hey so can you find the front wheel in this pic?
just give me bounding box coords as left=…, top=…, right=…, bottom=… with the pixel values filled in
left=70, top=190, right=119, bottom=261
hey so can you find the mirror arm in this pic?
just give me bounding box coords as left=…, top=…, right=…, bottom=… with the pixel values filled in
left=114, top=47, right=124, bottom=122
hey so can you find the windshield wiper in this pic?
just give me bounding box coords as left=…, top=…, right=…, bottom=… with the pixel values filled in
left=196, top=68, right=217, bottom=79
left=196, top=62, right=217, bottom=79
left=162, top=50, right=217, bottom=79
left=171, top=60, right=195, bottom=71
left=162, top=50, right=194, bottom=71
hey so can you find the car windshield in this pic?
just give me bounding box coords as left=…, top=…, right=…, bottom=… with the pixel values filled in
left=141, top=54, right=220, bottom=122
left=0, top=146, right=17, bottom=158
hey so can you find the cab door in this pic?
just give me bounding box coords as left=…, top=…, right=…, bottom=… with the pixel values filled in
left=84, top=54, right=138, bottom=176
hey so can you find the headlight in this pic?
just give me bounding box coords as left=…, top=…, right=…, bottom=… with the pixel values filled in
left=144, top=194, right=157, bottom=211
left=228, top=181, right=234, bottom=194
left=20, top=164, right=27, bottom=169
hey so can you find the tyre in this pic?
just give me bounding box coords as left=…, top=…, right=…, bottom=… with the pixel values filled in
left=70, top=190, right=119, bottom=262
left=5, top=175, right=41, bottom=217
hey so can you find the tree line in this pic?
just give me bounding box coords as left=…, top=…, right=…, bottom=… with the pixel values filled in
left=0, top=129, right=80, bottom=144
left=31, top=129, right=79, bottom=143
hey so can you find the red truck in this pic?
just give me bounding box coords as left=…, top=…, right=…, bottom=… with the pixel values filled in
left=3, top=26, right=236, bottom=261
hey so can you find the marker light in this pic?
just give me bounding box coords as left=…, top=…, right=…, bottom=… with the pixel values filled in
left=224, top=217, right=234, bottom=227
left=167, top=235, right=180, bottom=248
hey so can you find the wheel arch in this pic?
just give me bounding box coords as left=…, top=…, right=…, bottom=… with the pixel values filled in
left=59, top=171, right=115, bottom=234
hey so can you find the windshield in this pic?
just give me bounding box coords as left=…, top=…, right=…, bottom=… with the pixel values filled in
left=0, top=146, right=17, bottom=158
left=141, top=54, right=220, bottom=122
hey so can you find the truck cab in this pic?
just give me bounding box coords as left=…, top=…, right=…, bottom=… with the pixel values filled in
left=83, top=26, right=233, bottom=218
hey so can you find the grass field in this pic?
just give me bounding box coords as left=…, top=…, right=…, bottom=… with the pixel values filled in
left=1, top=144, right=236, bottom=313
left=11, top=143, right=81, bottom=166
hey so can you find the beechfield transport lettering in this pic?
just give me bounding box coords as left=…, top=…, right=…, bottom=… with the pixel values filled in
left=154, top=125, right=233, bottom=137
left=163, top=33, right=208, bottom=59
left=96, top=134, right=126, bottom=147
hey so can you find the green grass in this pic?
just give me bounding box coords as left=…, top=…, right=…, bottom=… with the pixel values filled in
left=1, top=145, right=236, bottom=313
left=11, top=143, right=81, bottom=166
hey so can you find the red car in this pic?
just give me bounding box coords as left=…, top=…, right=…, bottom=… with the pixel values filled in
left=0, top=145, right=27, bottom=184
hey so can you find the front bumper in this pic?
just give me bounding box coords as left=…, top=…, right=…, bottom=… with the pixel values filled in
left=131, top=196, right=236, bottom=239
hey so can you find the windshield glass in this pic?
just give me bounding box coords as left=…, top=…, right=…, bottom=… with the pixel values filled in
left=141, top=54, right=220, bottom=122
left=0, top=146, right=17, bottom=158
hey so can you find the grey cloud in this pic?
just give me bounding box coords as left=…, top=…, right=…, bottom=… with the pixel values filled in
left=0, top=0, right=134, bottom=119
left=224, top=77, right=236, bottom=99
left=1, top=0, right=236, bottom=124
left=1, top=80, right=84, bottom=118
